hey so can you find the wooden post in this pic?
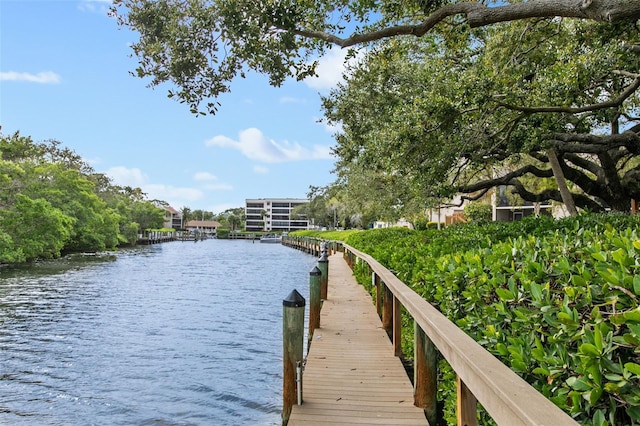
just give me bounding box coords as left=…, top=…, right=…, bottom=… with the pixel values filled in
left=282, top=289, right=305, bottom=425
left=415, top=323, right=438, bottom=426
left=393, top=295, right=402, bottom=357
left=373, top=272, right=382, bottom=318
left=309, top=266, right=322, bottom=336
left=457, top=376, right=478, bottom=426
left=318, top=249, right=329, bottom=300
left=382, top=284, right=393, bottom=338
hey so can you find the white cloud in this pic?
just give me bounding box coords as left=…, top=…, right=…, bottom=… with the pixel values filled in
left=304, top=47, right=365, bottom=92
left=145, top=184, right=204, bottom=202
left=193, top=171, right=218, bottom=181
left=280, top=96, right=305, bottom=104
left=105, top=166, right=205, bottom=206
left=205, top=127, right=333, bottom=163
left=78, top=0, right=111, bottom=13
left=0, top=71, right=61, bottom=84
left=106, top=166, right=148, bottom=187
left=192, top=171, right=233, bottom=191
left=253, top=165, right=269, bottom=174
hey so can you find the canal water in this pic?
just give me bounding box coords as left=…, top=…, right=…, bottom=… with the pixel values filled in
left=0, top=239, right=317, bottom=425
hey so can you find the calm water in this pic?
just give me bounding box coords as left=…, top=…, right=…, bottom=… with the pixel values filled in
left=0, top=239, right=316, bottom=425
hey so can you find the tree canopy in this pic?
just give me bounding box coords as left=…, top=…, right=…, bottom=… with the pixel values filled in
left=323, top=18, right=640, bottom=213
left=110, top=0, right=640, bottom=114
left=110, top=0, right=640, bottom=216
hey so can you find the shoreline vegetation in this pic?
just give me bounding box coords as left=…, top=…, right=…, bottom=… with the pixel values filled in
left=0, top=132, right=170, bottom=264
left=0, top=132, right=242, bottom=266
left=292, top=213, right=640, bottom=425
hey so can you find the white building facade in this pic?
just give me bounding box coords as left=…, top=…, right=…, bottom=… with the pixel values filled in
left=245, top=198, right=309, bottom=232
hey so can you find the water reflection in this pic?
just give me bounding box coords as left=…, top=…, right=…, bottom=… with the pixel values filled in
left=0, top=240, right=315, bottom=425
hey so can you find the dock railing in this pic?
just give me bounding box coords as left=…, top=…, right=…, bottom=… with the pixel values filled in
left=283, top=236, right=578, bottom=426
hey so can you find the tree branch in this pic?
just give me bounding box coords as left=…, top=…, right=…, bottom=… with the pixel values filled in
left=509, top=180, right=606, bottom=211
left=563, top=152, right=603, bottom=177
left=291, top=0, right=640, bottom=48
left=497, top=75, right=640, bottom=114
left=553, top=139, right=633, bottom=154
left=459, top=164, right=553, bottom=193
left=547, top=132, right=640, bottom=148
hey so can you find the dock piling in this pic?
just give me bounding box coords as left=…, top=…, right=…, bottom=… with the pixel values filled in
left=308, top=266, right=322, bottom=338
left=282, top=289, right=305, bottom=425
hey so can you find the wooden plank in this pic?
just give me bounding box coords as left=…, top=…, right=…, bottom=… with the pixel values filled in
left=288, top=254, right=427, bottom=426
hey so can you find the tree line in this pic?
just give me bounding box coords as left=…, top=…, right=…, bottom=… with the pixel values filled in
left=0, top=132, right=251, bottom=264
left=0, top=132, right=169, bottom=263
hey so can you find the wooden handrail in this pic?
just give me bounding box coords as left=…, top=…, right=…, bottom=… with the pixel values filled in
left=341, top=242, right=578, bottom=426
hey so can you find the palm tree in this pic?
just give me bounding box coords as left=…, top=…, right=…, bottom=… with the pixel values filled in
left=180, top=206, right=192, bottom=229
left=228, top=213, right=241, bottom=232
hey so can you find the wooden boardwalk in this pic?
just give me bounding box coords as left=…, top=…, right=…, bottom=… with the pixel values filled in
left=287, top=253, right=428, bottom=425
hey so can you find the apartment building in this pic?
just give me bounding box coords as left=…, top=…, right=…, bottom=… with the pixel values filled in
left=245, top=198, right=309, bottom=232
left=162, top=206, right=183, bottom=230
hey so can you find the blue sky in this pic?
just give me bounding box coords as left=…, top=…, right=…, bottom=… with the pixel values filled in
left=1, top=0, right=352, bottom=213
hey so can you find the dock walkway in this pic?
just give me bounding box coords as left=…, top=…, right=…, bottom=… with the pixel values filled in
left=287, top=253, right=428, bottom=425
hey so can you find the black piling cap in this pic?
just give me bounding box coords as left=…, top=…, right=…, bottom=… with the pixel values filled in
left=310, top=266, right=321, bottom=276
left=283, top=289, right=306, bottom=307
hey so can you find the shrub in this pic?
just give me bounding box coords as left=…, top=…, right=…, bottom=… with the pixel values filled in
left=463, top=202, right=492, bottom=223
left=345, top=213, right=640, bottom=425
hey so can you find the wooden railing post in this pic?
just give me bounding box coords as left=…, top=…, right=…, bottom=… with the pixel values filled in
left=382, top=284, right=393, bottom=338
left=415, top=323, right=438, bottom=426
left=457, top=376, right=478, bottom=426
left=282, top=289, right=305, bottom=425
left=318, top=247, right=329, bottom=300
left=373, top=272, right=382, bottom=318
left=393, top=295, right=402, bottom=357
left=309, top=266, right=322, bottom=337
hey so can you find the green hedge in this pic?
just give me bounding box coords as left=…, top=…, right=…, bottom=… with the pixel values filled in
left=345, top=213, right=640, bottom=426
left=289, top=229, right=362, bottom=241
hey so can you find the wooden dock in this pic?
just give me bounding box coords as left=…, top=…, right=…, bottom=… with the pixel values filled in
left=287, top=253, right=428, bottom=425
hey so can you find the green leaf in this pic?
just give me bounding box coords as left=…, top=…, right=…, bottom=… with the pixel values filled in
left=592, top=409, right=607, bottom=426
left=511, top=359, right=527, bottom=372
left=612, top=248, right=627, bottom=265
left=579, top=343, right=601, bottom=357
left=597, top=269, right=620, bottom=286
left=589, top=387, right=603, bottom=405
left=496, top=288, right=515, bottom=301
left=628, top=323, right=640, bottom=336
left=594, top=324, right=603, bottom=352
left=625, top=362, right=640, bottom=376
left=567, top=376, right=591, bottom=391
left=627, top=406, right=640, bottom=422
left=495, top=342, right=508, bottom=356
left=624, top=308, right=640, bottom=323
left=572, top=274, right=587, bottom=287
left=634, top=275, right=640, bottom=295
left=533, top=366, right=550, bottom=376
left=530, top=282, right=543, bottom=301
